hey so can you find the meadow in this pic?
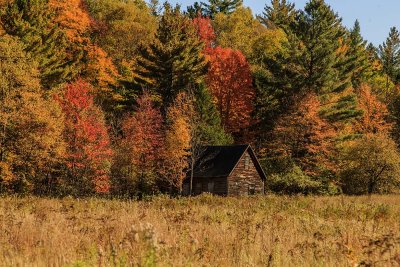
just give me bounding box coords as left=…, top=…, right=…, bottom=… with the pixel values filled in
left=1, top=194, right=400, bottom=267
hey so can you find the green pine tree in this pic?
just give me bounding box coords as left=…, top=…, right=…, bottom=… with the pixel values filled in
left=1, top=0, right=75, bottom=89
left=194, top=84, right=233, bottom=145
left=348, top=20, right=373, bottom=88
left=255, top=0, right=363, bottom=147
left=201, top=0, right=242, bottom=18
left=259, top=0, right=296, bottom=30
left=294, top=0, right=361, bottom=122
left=367, top=43, right=379, bottom=61
left=136, top=3, right=207, bottom=109
left=296, top=0, right=346, bottom=93
left=185, top=2, right=203, bottom=19
left=378, top=27, right=400, bottom=89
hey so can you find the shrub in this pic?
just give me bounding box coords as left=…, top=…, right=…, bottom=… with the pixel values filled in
left=339, top=133, right=400, bottom=195
left=267, top=165, right=322, bottom=195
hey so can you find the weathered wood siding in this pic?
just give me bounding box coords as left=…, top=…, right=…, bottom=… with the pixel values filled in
left=183, top=177, right=228, bottom=196
left=227, top=152, right=264, bottom=196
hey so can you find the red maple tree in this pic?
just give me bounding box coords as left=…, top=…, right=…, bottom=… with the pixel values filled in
left=57, top=79, right=113, bottom=194
left=193, top=18, right=255, bottom=135
left=121, top=92, right=164, bottom=176
left=206, top=47, right=255, bottom=133
left=193, top=15, right=215, bottom=53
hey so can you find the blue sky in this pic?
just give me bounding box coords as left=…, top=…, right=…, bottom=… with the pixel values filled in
left=165, top=0, right=400, bottom=46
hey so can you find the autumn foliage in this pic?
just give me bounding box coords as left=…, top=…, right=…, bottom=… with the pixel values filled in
left=0, top=36, right=65, bottom=193
left=193, top=15, right=215, bottom=52
left=114, top=92, right=164, bottom=195
left=49, top=0, right=92, bottom=43
left=3, top=0, right=400, bottom=197
left=122, top=92, right=164, bottom=171
left=57, top=80, right=113, bottom=194
left=354, top=84, right=393, bottom=134
left=269, top=94, right=337, bottom=176
left=193, top=16, right=255, bottom=134
left=206, top=47, right=255, bottom=133
left=49, top=0, right=120, bottom=100
left=162, top=92, right=193, bottom=192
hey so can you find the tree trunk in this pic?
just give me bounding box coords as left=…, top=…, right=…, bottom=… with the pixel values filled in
left=190, top=155, right=194, bottom=196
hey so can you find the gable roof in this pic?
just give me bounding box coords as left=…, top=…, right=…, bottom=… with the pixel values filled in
left=189, top=145, right=267, bottom=181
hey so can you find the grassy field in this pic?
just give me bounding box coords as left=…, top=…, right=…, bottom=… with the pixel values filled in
left=1, top=195, right=400, bottom=267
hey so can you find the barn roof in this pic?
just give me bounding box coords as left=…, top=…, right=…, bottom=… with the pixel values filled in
left=189, top=145, right=266, bottom=181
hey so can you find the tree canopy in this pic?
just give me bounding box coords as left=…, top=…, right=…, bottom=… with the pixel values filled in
left=2, top=0, right=400, bottom=197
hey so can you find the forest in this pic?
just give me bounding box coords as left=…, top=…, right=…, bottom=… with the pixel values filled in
left=1, top=0, right=400, bottom=197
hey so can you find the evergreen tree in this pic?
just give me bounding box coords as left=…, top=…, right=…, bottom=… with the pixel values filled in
left=256, top=0, right=363, bottom=185
left=1, top=0, right=75, bottom=89
left=366, top=43, right=388, bottom=90
left=201, top=0, right=242, bottom=18
left=194, top=84, right=233, bottom=145
left=137, top=3, right=207, bottom=109
left=256, top=0, right=355, bottom=127
left=296, top=0, right=346, bottom=93
left=186, top=2, right=203, bottom=18
left=367, top=43, right=378, bottom=59
left=256, top=0, right=363, bottom=133
left=348, top=20, right=373, bottom=88
left=292, top=0, right=361, bottom=123
left=259, top=0, right=296, bottom=30
left=378, top=27, right=400, bottom=88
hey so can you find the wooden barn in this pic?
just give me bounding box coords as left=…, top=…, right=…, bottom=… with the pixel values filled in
left=183, top=145, right=266, bottom=196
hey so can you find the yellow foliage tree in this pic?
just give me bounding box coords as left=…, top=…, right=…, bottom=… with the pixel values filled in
left=212, top=6, right=286, bottom=65
left=162, top=92, right=193, bottom=193
left=0, top=36, right=65, bottom=193
left=84, top=0, right=157, bottom=80
left=49, top=0, right=120, bottom=104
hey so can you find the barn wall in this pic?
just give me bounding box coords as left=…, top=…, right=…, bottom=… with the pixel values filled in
left=183, top=177, right=228, bottom=196
left=227, top=151, right=264, bottom=196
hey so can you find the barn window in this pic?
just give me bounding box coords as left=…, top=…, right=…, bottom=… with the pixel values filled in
left=245, top=154, right=250, bottom=170
left=248, top=184, right=256, bottom=195
left=207, top=181, right=214, bottom=193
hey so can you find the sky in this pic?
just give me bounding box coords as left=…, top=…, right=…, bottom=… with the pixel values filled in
left=166, top=0, right=400, bottom=46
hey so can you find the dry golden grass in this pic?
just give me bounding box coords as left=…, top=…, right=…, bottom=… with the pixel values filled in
left=1, top=194, right=400, bottom=267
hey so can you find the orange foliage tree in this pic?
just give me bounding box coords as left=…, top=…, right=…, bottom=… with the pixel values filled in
left=57, top=80, right=113, bottom=195
left=268, top=94, right=337, bottom=176
left=354, top=84, right=393, bottom=134
left=115, top=92, right=164, bottom=195
left=49, top=0, right=91, bottom=43
left=49, top=0, right=120, bottom=102
left=206, top=47, right=255, bottom=134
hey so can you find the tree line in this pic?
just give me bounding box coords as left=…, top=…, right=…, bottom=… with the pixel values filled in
left=0, top=0, right=400, bottom=197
